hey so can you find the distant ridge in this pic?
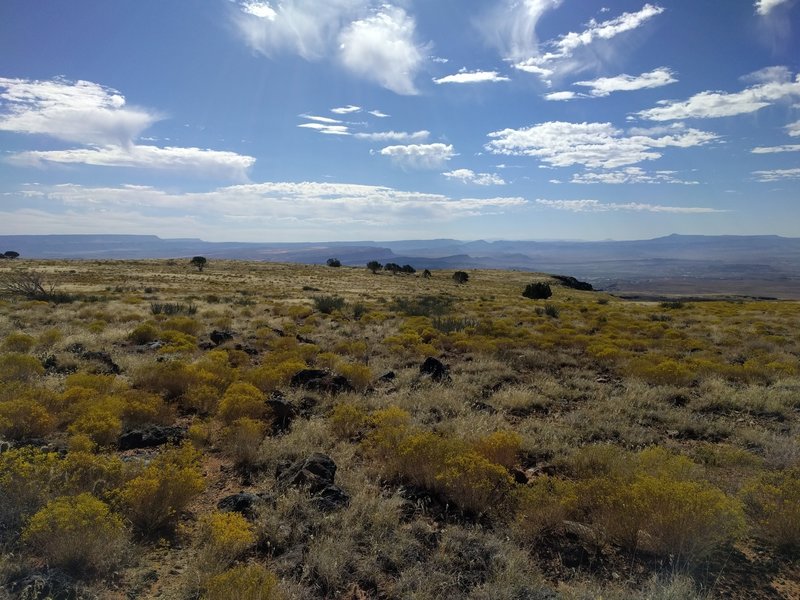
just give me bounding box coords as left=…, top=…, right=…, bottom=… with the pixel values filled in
left=2, top=234, right=800, bottom=298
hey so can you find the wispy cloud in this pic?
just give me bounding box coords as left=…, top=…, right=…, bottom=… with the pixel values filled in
left=3, top=181, right=527, bottom=239
left=433, top=69, right=510, bottom=85
left=753, top=167, right=800, bottom=181
left=755, top=0, right=791, bottom=15
left=233, top=1, right=426, bottom=94
left=536, top=198, right=720, bottom=213
left=379, top=143, right=456, bottom=169
left=570, top=167, right=698, bottom=184
left=479, top=0, right=563, bottom=63
left=513, top=4, right=665, bottom=83
left=331, top=104, right=361, bottom=114
left=368, top=109, right=389, bottom=118
left=297, top=122, right=350, bottom=135
left=8, top=145, right=255, bottom=179
left=443, top=169, right=506, bottom=185
left=751, top=144, right=800, bottom=153
left=486, top=121, right=716, bottom=169
left=786, top=119, right=800, bottom=136
left=574, top=67, right=676, bottom=96
left=636, top=67, right=800, bottom=120
left=354, top=130, right=429, bottom=142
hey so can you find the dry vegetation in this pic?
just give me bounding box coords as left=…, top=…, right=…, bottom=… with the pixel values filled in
left=0, top=258, right=798, bottom=599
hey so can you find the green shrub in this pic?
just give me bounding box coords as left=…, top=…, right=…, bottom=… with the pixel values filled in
left=0, top=398, right=54, bottom=439
left=0, top=353, right=44, bottom=382
left=741, top=467, right=800, bottom=554
left=128, top=322, right=160, bottom=344
left=312, top=295, right=346, bottom=314
left=390, top=295, right=454, bottom=317
left=218, top=382, right=267, bottom=424
left=22, top=493, right=127, bottom=576
left=0, top=447, right=59, bottom=533
left=522, top=282, right=552, bottom=300
left=543, top=304, right=560, bottom=319
left=115, top=444, right=204, bottom=535
left=223, top=417, right=265, bottom=467
left=3, top=332, right=35, bottom=353
left=202, top=563, right=281, bottom=600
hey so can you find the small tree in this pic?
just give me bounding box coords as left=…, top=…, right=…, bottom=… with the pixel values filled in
left=452, top=271, right=469, bottom=284
left=384, top=262, right=401, bottom=274
left=3, top=251, right=19, bottom=259
left=190, top=256, right=207, bottom=272
left=401, top=264, right=416, bottom=274
left=326, top=258, right=341, bottom=268
left=367, top=261, right=382, bottom=274
left=523, top=282, right=552, bottom=300
left=423, top=269, right=432, bottom=279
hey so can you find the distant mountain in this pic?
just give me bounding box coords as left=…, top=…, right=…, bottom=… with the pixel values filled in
left=3, top=234, right=800, bottom=297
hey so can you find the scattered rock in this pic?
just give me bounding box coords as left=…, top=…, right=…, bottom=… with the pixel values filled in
left=217, top=492, right=270, bottom=518
left=41, top=355, right=76, bottom=375
left=296, top=334, right=317, bottom=345
left=267, top=394, right=296, bottom=433
left=8, top=570, right=78, bottom=600
left=419, top=357, right=450, bottom=382
left=470, top=400, right=497, bottom=414
left=290, top=369, right=354, bottom=395
left=276, top=452, right=349, bottom=510
left=377, top=371, right=396, bottom=382
left=510, top=467, right=529, bottom=484
left=0, top=439, right=12, bottom=453
left=234, top=343, right=259, bottom=356
left=82, top=350, right=121, bottom=374
left=118, top=425, right=185, bottom=451
left=210, top=330, right=234, bottom=346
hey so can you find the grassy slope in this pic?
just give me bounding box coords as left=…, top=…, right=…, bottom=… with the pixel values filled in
left=0, top=259, right=798, bottom=599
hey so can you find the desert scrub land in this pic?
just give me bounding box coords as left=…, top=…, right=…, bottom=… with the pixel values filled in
left=0, top=259, right=798, bottom=600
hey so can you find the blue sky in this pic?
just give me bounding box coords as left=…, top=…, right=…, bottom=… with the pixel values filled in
left=0, top=0, right=798, bottom=242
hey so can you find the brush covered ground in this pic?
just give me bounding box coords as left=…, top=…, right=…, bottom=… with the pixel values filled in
left=0, top=259, right=798, bottom=599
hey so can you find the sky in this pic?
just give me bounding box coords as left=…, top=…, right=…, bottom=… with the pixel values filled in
left=0, top=0, right=798, bottom=242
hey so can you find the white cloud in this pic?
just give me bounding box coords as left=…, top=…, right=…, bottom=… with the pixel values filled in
left=574, top=67, right=676, bottom=96
left=299, top=114, right=343, bottom=123
left=297, top=122, right=350, bottom=135
left=536, top=198, right=720, bottom=213
left=5, top=181, right=527, bottom=239
left=354, top=130, right=429, bottom=142
left=0, top=77, right=158, bottom=146
left=7, top=145, right=255, bottom=179
left=240, top=0, right=277, bottom=19
left=786, top=120, right=800, bottom=136
left=0, top=77, right=254, bottom=178
left=443, top=169, right=506, bottom=185
left=570, top=167, right=698, bottom=184
left=753, top=167, right=800, bottom=181
left=544, top=91, right=580, bottom=101
left=741, top=65, right=793, bottom=84
left=233, top=1, right=425, bottom=94
left=433, top=69, right=510, bottom=84
left=636, top=70, right=800, bottom=120
left=512, top=4, right=665, bottom=81
left=233, top=0, right=367, bottom=60
left=479, top=0, right=563, bottom=63
left=486, top=121, right=716, bottom=169
left=379, top=143, right=456, bottom=169
left=331, top=104, right=361, bottom=114
left=368, top=109, right=389, bottom=118
left=755, top=0, right=791, bottom=15
left=338, top=6, right=424, bottom=95
left=751, top=144, right=800, bottom=153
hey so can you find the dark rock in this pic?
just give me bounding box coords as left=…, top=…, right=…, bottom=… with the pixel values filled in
left=276, top=453, right=349, bottom=511
left=510, top=468, right=528, bottom=484
left=420, top=357, right=450, bottom=382
left=235, top=343, right=259, bottom=356
left=297, top=396, right=317, bottom=418
left=217, top=492, right=269, bottom=518
left=314, top=483, right=350, bottom=511
left=267, top=394, right=296, bottom=433
left=470, top=400, right=497, bottom=414
left=290, top=369, right=354, bottom=395
left=296, top=334, right=317, bottom=345
left=377, top=371, right=396, bottom=382
left=66, top=343, right=86, bottom=355
left=0, top=439, right=12, bottom=453
left=8, top=570, right=78, bottom=600
left=81, top=350, right=121, bottom=374
left=551, top=275, right=594, bottom=291
left=41, top=355, right=76, bottom=375
left=198, top=341, right=216, bottom=351
left=118, top=425, right=185, bottom=450
left=210, top=330, right=234, bottom=346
